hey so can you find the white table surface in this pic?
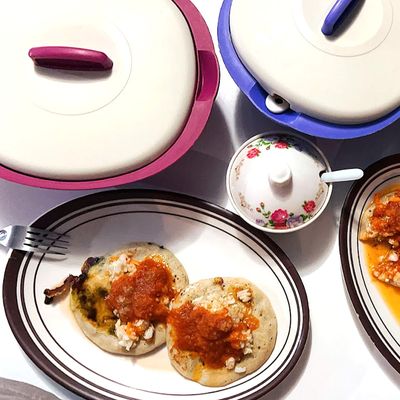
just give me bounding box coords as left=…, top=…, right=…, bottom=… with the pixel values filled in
left=1, top=1, right=400, bottom=399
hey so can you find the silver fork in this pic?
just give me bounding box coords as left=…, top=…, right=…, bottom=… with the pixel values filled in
left=0, top=225, right=70, bottom=255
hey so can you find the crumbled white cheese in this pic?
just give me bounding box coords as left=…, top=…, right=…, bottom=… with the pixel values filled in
left=190, top=284, right=246, bottom=313
left=192, top=296, right=204, bottom=305
left=237, top=288, right=252, bottom=303
left=234, top=366, right=247, bottom=374
left=109, top=254, right=131, bottom=281
left=243, top=347, right=253, bottom=355
left=161, top=296, right=170, bottom=305
left=225, top=357, right=236, bottom=370
left=143, top=324, right=155, bottom=340
left=133, top=319, right=146, bottom=328
left=243, top=330, right=253, bottom=355
left=187, top=283, right=256, bottom=360
left=115, top=319, right=136, bottom=351
left=388, top=252, right=399, bottom=262
left=114, top=319, right=153, bottom=350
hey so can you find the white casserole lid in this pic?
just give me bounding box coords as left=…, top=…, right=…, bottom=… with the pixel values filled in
left=230, top=0, right=400, bottom=125
left=0, top=0, right=197, bottom=180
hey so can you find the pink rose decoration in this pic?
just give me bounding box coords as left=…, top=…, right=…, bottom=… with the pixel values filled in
left=274, top=141, right=289, bottom=149
left=271, top=209, right=289, bottom=226
left=303, top=200, right=316, bottom=213
left=247, top=148, right=261, bottom=159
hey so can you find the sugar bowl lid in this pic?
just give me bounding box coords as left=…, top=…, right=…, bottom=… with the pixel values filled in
left=0, top=0, right=197, bottom=180
left=227, top=133, right=333, bottom=232
left=230, top=0, right=400, bottom=125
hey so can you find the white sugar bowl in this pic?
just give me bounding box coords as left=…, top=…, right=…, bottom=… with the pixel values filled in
left=226, top=133, right=333, bottom=233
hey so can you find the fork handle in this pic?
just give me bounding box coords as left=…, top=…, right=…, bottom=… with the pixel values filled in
left=28, top=46, right=113, bottom=71
left=0, top=229, right=7, bottom=241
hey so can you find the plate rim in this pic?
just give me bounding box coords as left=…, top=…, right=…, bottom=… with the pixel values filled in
left=3, top=189, right=310, bottom=400
left=339, top=154, right=400, bottom=375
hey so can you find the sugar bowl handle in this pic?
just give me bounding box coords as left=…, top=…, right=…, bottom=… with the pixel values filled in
left=28, top=46, right=113, bottom=71
left=269, top=163, right=292, bottom=187
left=321, top=0, right=358, bottom=36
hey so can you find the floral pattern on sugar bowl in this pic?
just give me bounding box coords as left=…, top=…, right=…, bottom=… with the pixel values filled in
left=235, top=136, right=308, bottom=181
left=245, top=136, right=303, bottom=159
left=255, top=200, right=317, bottom=230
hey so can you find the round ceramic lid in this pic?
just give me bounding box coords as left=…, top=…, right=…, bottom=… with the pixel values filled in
left=230, top=0, right=400, bottom=125
left=0, top=0, right=197, bottom=180
left=227, top=134, right=332, bottom=232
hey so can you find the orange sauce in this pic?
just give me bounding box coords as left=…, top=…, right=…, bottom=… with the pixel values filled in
left=363, top=242, right=400, bottom=323
left=192, top=363, right=203, bottom=382
left=370, top=191, right=400, bottom=238
left=105, top=256, right=175, bottom=323
left=243, top=314, right=260, bottom=330
left=168, top=303, right=259, bottom=368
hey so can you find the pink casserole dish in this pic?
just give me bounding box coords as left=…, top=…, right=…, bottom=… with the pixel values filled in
left=0, top=0, right=219, bottom=190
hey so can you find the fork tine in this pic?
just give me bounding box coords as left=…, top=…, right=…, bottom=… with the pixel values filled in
left=23, top=238, right=69, bottom=250
left=25, top=232, right=70, bottom=244
left=26, top=227, right=70, bottom=240
left=24, top=233, right=70, bottom=247
left=21, top=244, right=69, bottom=256
left=24, top=225, right=70, bottom=254
left=1, top=225, right=70, bottom=255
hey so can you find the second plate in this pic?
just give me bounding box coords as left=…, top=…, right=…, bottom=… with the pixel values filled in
left=340, top=155, right=400, bottom=374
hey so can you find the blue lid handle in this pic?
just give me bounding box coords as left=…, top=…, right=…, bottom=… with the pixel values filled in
left=321, top=0, right=358, bottom=36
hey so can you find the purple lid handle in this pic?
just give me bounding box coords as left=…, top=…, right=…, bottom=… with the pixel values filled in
left=321, top=0, right=358, bottom=36
left=28, top=46, right=113, bottom=71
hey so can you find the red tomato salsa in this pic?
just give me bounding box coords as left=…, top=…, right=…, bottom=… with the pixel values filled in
left=168, top=302, right=259, bottom=368
left=106, top=256, right=175, bottom=323
left=371, top=192, right=400, bottom=239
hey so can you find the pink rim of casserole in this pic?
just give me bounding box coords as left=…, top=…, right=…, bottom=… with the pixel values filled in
left=1, top=0, right=220, bottom=190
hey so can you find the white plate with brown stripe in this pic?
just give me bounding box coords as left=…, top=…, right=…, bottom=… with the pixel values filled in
left=3, top=189, right=309, bottom=400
